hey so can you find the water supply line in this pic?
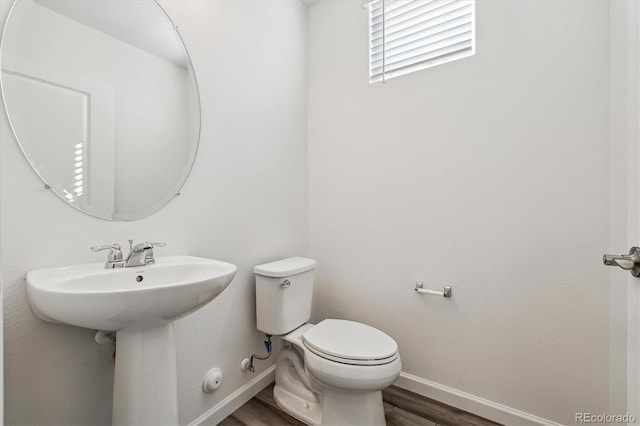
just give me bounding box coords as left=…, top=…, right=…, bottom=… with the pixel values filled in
left=248, top=334, right=272, bottom=373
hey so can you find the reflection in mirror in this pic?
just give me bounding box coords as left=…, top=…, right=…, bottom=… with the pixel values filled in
left=1, top=0, right=200, bottom=220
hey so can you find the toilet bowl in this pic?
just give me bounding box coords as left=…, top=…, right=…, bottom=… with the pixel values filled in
left=254, top=258, right=401, bottom=425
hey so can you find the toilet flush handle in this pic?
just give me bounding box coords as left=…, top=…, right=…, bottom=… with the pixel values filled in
left=280, top=279, right=291, bottom=288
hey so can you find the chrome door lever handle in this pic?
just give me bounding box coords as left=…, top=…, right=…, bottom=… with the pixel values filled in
left=603, top=246, right=640, bottom=277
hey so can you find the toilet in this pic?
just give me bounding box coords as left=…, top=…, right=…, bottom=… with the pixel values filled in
left=254, top=257, right=401, bottom=426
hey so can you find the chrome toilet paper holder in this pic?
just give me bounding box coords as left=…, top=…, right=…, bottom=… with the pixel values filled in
left=414, top=281, right=452, bottom=298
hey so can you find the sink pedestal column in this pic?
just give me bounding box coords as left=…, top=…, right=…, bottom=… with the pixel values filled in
left=113, top=322, right=179, bottom=425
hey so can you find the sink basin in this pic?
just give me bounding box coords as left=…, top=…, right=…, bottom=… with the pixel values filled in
left=26, top=255, right=238, bottom=425
left=27, top=255, right=237, bottom=331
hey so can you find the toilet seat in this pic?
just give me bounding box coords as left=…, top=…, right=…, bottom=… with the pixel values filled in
left=303, top=340, right=402, bottom=391
left=302, top=319, right=398, bottom=366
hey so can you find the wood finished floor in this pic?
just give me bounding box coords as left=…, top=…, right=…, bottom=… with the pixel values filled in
left=219, top=383, right=501, bottom=426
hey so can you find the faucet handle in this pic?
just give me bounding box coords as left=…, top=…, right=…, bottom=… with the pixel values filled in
left=138, top=242, right=165, bottom=265
left=131, top=242, right=166, bottom=251
left=91, top=243, right=121, bottom=253
left=90, top=243, right=123, bottom=268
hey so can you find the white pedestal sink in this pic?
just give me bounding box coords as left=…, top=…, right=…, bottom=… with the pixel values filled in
left=26, top=255, right=237, bottom=425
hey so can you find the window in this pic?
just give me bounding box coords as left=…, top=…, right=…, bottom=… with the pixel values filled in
left=367, top=0, right=475, bottom=83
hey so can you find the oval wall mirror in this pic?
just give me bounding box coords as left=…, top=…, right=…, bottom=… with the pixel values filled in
left=1, top=0, right=200, bottom=220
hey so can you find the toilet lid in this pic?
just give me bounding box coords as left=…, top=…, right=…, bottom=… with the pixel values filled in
left=302, top=319, right=398, bottom=364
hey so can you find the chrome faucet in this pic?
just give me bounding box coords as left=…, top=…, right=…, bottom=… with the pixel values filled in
left=124, top=241, right=166, bottom=267
left=90, top=243, right=124, bottom=269
left=91, top=240, right=165, bottom=269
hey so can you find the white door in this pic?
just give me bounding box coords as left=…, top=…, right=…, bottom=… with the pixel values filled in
left=627, top=0, right=639, bottom=416
left=607, top=0, right=640, bottom=419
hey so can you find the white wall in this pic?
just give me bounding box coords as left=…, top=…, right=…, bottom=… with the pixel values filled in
left=307, top=1, right=610, bottom=424
left=0, top=0, right=307, bottom=424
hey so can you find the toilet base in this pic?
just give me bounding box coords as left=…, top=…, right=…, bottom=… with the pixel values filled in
left=322, top=388, right=386, bottom=426
left=274, top=384, right=386, bottom=426
left=274, top=384, right=322, bottom=425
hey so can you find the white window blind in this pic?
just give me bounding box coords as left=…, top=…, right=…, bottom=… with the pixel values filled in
left=367, top=0, right=475, bottom=83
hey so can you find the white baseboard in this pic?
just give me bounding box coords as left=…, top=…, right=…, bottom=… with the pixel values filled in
left=189, top=365, right=276, bottom=426
left=394, top=372, right=563, bottom=426
left=188, top=367, right=561, bottom=426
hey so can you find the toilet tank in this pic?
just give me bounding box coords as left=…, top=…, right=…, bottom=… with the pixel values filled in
left=254, top=257, right=317, bottom=335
